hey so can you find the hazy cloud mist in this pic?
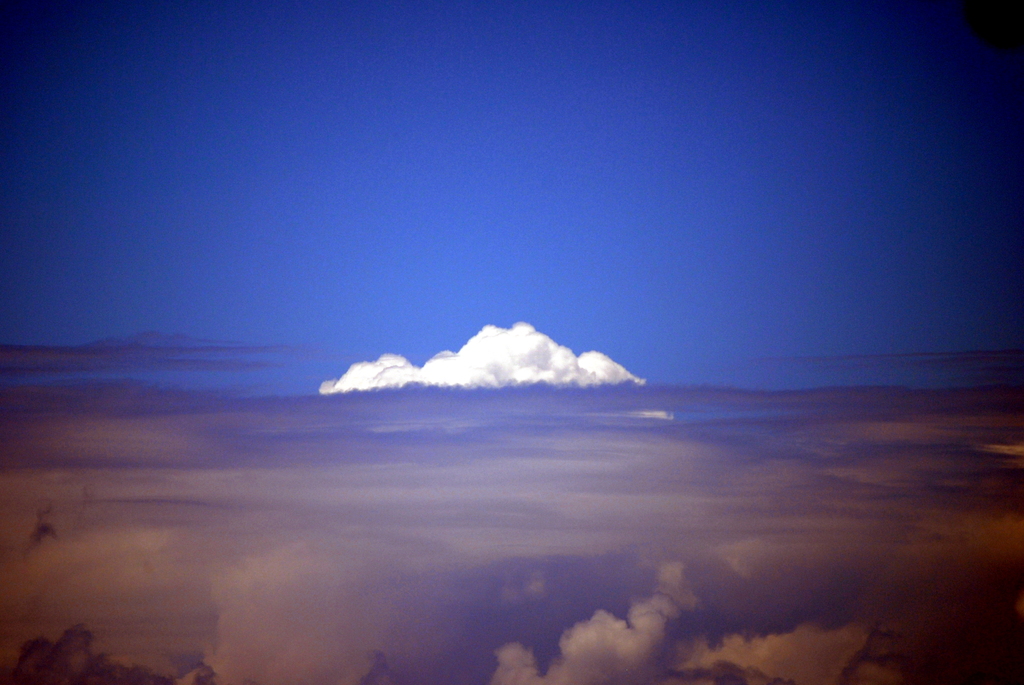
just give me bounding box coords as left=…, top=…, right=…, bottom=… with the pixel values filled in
left=1, top=382, right=1023, bottom=684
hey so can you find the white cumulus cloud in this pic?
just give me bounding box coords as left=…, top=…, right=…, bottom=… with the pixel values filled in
left=490, top=562, right=692, bottom=685
left=491, top=595, right=677, bottom=685
left=320, top=323, right=643, bottom=393
left=677, top=623, right=873, bottom=685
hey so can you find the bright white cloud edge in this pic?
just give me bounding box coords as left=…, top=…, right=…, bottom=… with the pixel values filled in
left=320, top=322, right=644, bottom=393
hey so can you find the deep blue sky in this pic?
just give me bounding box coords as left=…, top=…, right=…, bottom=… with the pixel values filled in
left=2, top=0, right=1022, bottom=390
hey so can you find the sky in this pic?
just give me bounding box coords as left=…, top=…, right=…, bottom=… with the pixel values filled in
left=3, top=2, right=1024, bottom=685
left=2, top=0, right=1022, bottom=390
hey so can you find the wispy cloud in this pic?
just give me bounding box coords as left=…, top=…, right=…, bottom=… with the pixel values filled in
left=756, top=349, right=1024, bottom=387
left=320, top=323, right=643, bottom=393
left=0, top=333, right=285, bottom=378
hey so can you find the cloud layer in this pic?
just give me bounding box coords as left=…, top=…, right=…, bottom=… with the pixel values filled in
left=3, top=382, right=1024, bottom=684
left=320, top=323, right=643, bottom=393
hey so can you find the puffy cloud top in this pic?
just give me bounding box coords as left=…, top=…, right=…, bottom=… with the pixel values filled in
left=320, top=323, right=643, bottom=393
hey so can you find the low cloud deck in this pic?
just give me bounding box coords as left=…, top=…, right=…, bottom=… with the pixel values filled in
left=1, top=382, right=1023, bottom=684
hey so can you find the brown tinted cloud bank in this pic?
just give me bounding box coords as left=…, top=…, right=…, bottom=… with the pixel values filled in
left=1, top=382, right=1023, bottom=685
